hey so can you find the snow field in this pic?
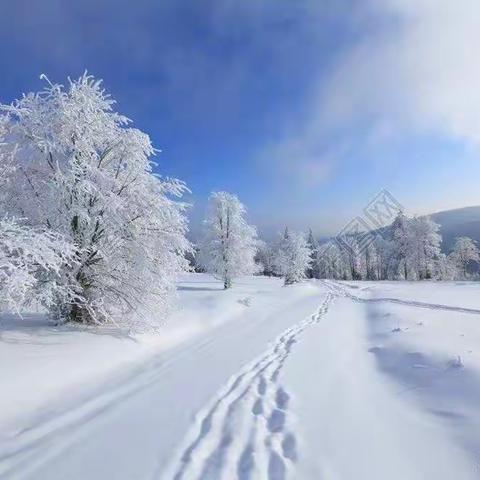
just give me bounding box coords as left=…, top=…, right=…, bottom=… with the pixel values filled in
left=2, top=276, right=480, bottom=479
left=285, top=294, right=476, bottom=480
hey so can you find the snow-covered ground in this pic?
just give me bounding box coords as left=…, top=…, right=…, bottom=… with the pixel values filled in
left=1, top=275, right=480, bottom=479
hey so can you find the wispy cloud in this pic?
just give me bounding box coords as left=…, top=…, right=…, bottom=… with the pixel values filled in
left=259, top=0, right=480, bottom=186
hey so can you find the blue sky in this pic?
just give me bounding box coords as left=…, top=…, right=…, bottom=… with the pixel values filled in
left=1, top=0, right=479, bottom=237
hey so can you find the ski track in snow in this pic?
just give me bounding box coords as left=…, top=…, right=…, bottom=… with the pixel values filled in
left=0, top=334, right=223, bottom=479
left=324, top=280, right=480, bottom=316
left=161, top=293, right=334, bottom=480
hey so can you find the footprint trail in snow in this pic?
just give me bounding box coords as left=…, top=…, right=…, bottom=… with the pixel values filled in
left=161, top=293, right=334, bottom=480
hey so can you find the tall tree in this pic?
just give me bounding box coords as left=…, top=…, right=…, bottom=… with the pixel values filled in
left=391, top=213, right=442, bottom=280
left=409, top=216, right=442, bottom=279
left=364, top=241, right=378, bottom=280
left=255, top=240, right=277, bottom=277
left=339, top=235, right=364, bottom=280
left=199, top=192, right=258, bottom=289
left=373, top=236, right=395, bottom=280
left=392, top=211, right=411, bottom=279
left=0, top=74, right=191, bottom=326
left=306, top=228, right=320, bottom=279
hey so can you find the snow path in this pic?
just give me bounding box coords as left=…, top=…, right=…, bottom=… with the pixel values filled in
left=324, top=280, right=480, bottom=315
left=2, top=276, right=480, bottom=479
left=162, top=293, right=334, bottom=480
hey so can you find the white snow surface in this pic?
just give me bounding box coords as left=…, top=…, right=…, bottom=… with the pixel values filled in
left=1, top=274, right=480, bottom=479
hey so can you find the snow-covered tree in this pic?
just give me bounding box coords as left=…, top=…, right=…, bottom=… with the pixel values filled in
left=275, top=228, right=312, bottom=285
left=0, top=217, right=75, bottom=313
left=390, top=213, right=442, bottom=280
left=319, top=242, right=341, bottom=279
left=373, top=236, right=395, bottom=280
left=433, top=253, right=456, bottom=281
left=255, top=240, right=277, bottom=277
left=409, top=216, right=442, bottom=280
left=449, top=236, right=480, bottom=279
left=198, top=192, right=258, bottom=289
left=363, top=241, right=379, bottom=280
left=338, top=235, right=365, bottom=280
left=391, top=211, right=413, bottom=279
left=306, top=229, right=321, bottom=279
left=0, top=74, right=191, bottom=326
left=311, top=212, right=447, bottom=282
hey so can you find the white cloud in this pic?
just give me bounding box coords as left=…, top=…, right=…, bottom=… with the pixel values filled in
left=329, top=0, right=480, bottom=139
left=262, top=0, right=480, bottom=185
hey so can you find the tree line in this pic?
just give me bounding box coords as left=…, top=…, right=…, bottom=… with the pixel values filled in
left=195, top=193, right=480, bottom=287
left=256, top=213, right=480, bottom=282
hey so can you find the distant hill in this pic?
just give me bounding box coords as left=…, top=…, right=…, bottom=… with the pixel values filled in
left=429, top=206, right=480, bottom=253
